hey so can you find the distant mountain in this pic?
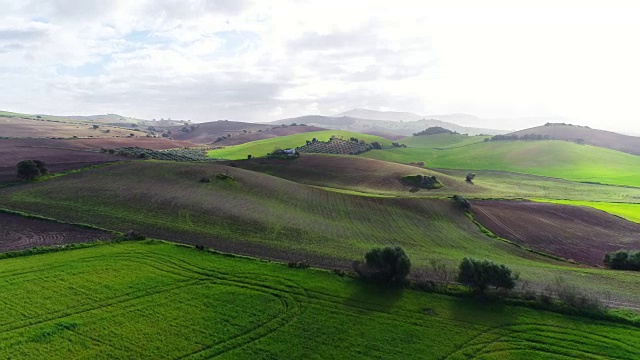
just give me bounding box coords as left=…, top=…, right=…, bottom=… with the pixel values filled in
left=335, top=109, right=424, bottom=122
left=510, top=124, right=640, bottom=156
left=272, top=115, right=506, bottom=136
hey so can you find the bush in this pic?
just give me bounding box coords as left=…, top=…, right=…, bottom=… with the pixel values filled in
left=123, top=230, right=146, bottom=240
left=465, top=173, right=476, bottom=183
left=457, top=258, right=518, bottom=294
left=200, top=177, right=211, bottom=183
left=287, top=261, right=310, bottom=269
left=16, top=160, right=48, bottom=181
left=546, top=277, right=606, bottom=313
left=604, top=250, right=640, bottom=271
left=354, top=247, right=411, bottom=284
left=452, top=195, right=471, bottom=211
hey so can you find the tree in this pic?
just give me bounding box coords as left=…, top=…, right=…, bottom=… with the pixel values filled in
left=16, top=160, right=47, bottom=181
left=247, top=154, right=252, bottom=160
left=92, top=124, right=100, bottom=129
left=466, top=173, right=476, bottom=183
left=354, top=247, right=411, bottom=283
left=604, top=250, right=640, bottom=271
left=452, top=195, right=471, bottom=211
left=457, top=258, right=518, bottom=294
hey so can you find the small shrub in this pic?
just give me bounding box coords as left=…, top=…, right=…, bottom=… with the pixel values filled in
left=465, top=173, right=476, bottom=183
left=247, top=154, right=252, bottom=160
left=123, top=230, right=146, bottom=240
left=546, top=277, right=606, bottom=313
left=452, top=195, right=471, bottom=211
left=216, top=173, right=234, bottom=181
left=195, top=244, right=206, bottom=251
left=288, top=261, right=310, bottom=269
left=200, top=177, right=211, bottom=183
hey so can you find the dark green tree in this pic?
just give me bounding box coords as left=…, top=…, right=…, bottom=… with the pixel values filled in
left=16, top=160, right=47, bottom=181
left=457, top=258, right=518, bottom=294
left=355, top=247, right=411, bottom=283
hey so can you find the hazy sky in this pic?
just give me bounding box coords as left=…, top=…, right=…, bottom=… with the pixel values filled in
left=1, top=0, right=639, bottom=133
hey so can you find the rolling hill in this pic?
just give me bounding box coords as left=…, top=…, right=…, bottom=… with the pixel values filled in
left=167, top=120, right=271, bottom=143
left=362, top=136, right=640, bottom=187
left=208, top=130, right=392, bottom=160
left=229, top=154, right=640, bottom=202
left=1, top=161, right=640, bottom=304
left=510, top=123, right=640, bottom=156
left=271, top=115, right=505, bottom=136
left=213, top=125, right=326, bottom=146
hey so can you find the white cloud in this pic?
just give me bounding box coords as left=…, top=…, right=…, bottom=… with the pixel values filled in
left=0, top=0, right=639, bottom=133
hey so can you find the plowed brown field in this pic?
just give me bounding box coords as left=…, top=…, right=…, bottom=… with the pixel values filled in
left=0, top=138, right=195, bottom=182
left=0, top=212, right=113, bottom=253
left=472, top=200, right=640, bottom=266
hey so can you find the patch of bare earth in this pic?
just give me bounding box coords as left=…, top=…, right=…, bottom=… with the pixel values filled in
left=0, top=212, right=113, bottom=253
left=472, top=200, right=640, bottom=266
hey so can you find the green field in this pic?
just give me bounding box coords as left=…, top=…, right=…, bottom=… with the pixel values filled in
left=208, top=130, right=392, bottom=160
left=532, top=199, right=640, bottom=224
left=0, top=241, right=638, bottom=359
left=1, top=161, right=639, bottom=304
left=400, top=134, right=489, bottom=149
left=362, top=137, right=640, bottom=187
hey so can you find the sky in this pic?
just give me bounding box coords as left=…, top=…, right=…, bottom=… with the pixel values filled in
left=1, top=0, right=639, bottom=133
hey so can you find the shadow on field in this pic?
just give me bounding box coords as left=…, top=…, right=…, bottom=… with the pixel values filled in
left=447, top=296, right=519, bottom=326
left=344, top=280, right=405, bottom=313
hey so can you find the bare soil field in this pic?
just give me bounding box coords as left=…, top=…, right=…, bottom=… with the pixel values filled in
left=216, top=125, right=326, bottom=146
left=0, top=212, right=113, bottom=253
left=472, top=200, right=640, bottom=266
left=0, top=138, right=197, bottom=182
left=0, top=116, right=148, bottom=138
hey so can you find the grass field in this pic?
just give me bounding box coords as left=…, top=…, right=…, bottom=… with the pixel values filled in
left=1, top=161, right=640, bottom=305
left=362, top=138, right=640, bottom=187
left=400, top=134, right=489, bottom=149
left=532, top=199, right=640, bottom=224
left=0, top=241, right=638, bottom=359
left=208, top=130, right=392, bottom=160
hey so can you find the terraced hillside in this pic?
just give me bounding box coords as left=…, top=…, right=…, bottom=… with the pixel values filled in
left=1, top=241, right=638, bottom=359
left=1, top=161, right=639, bottom=304
left=208, top=130, right=392, bottom=160
left=363, top=136, right=640, bottom=187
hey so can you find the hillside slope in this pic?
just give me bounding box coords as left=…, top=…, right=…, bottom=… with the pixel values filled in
left=363, top=139, right=640, bottom=187
left=272, top=115, right=505, bottom=136
left=511, top=124, right=640, bottom=156
left=214, top=125, right=326, bottom=146
left=1, top=161, right=640, bottom=303
left=168, top=120, right=270, bottom=143
left=230, top=154, right=640, bottom=202
left=208, top=130, right=392, bottom=160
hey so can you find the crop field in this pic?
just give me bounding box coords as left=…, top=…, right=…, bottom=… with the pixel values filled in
left=472, top=200, right=640, bottom=266
left=362, top=138, right=640, bottom=187
left=0, top=211, right=112, bottom=253
left=297, top=138, right=376, bottom=155
left=532, top=199, right=640, bottom=224
left=0, top=241, right=638, bottom=359
left=216, top=125, right=326, bottom=146
left=2, top=161, right=640, bottom=304
left=0, top=117, right=147, bottom=139
left=208, top=130, right=392, bottom=160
